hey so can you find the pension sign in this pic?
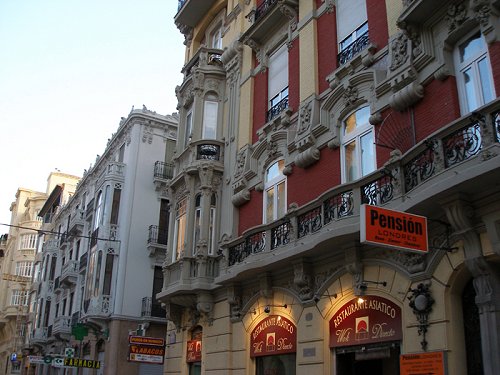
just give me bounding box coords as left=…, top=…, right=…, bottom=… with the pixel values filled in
left=360, top=204, right=428, bottom=253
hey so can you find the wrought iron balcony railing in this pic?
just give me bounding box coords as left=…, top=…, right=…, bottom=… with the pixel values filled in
left=255, top=0, right=279, bottom=22
left=197, top=144, right=221, bottom=161
left=225, top=100, right=500, bottom=268
left=267, top=96, right=289, bottom=122
left=154, top=161, right=174, bottom=180
left=148, top=225, right=168, bottom=246
left=338, top=31, right=370, bottom=65
left=141, top=296, right=166, bottom=319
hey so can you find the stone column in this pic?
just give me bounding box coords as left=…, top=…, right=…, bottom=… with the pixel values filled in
left=443, top=196, right=500, bottom=375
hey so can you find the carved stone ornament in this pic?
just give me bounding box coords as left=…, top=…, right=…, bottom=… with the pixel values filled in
left=293, top=261, right=314, bottom=301
left=235, top=149, right=247, bottom=178
left=142, top=125, right=153, bottom=144
left=165, top=303, right=183, bottom=332
left=231, top=189, right=251, bottom=207
left=278, top=3, right=298, bottom=31
left=267, top=140, right=279, bottom=159
left=196, top=293, right=214, bottom=326
left=342, top=85, right=359, bottom=107
left=298, top=102, right=312, bottom=135
left=389, top=81, right=424, bottom=112
left=445, top=2, right=468, bottom=33
left=390, top=32, right=409, bottom=71
left=294, top=147, right=320, bottom=169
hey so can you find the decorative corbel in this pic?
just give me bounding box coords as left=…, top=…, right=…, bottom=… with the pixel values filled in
left=293, top=259, right=314, bottom=301
left=196, top=293, right=214, bottom=326
left=165, top=303, right=183, bottom=332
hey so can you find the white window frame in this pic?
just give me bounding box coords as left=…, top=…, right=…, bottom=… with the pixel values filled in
left=268, top=44, right=289, bottom=111
left=454, top=31, right=496, bottom=115
left=263, top=160, right=287, bottom=224
left=202, top=95, right=218, bottom=139
left=15, top=261, right=33, bottom=277
left=10, top=290, right=29, bottom=306
left=341, top=106, right=376, bottom=183
left=172, top=198, right=187, bottom=262
left=19, top=233, right=37, bottom=250
left=339, top=21, right=368, bottom=52
left=185, top=110, right=193, bottom=147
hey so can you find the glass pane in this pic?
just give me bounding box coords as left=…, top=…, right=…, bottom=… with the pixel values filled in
left=202, top=101, right=218, bottom=139
left=478, top=57, right=494, bottom=104
left=344, top=140, right=357, bottom=181
left=360, top=131, right=375, bottom=176
left=356, top=21, right=368, bottom=36
left=459, top=33, right=482, bottom=63
left=266, top=160, right=284, bottom=182
left=356, top=106, right=370, bottom=127
left=193, top=209, right=201, bottom=254
left=266, top=188, right=275, bottom=223
left=277, top=181, right=286, bottom=218
left=344, top=112, right=357, bottom=135
left=256, top=354, right=296, bottom=375
left=463, top=67, right=478, bottom=112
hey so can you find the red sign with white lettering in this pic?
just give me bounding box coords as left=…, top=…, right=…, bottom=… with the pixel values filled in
left=186, top=340, right=202, bottom=363
left=250, top=315, right=296, bottom=358
left=329, top=296, right=402, bottom=347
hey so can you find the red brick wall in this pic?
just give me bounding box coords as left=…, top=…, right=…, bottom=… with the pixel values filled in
left=488, top=41, right=500, bottom=96
left=288, top=38, right=300, bottom=115
left=414, top=78, right=460, bottom=142
left=238, top=189, right=263, bottom=235
left=317, top=8, right=337, bottom=94
left=252, top=68, right=268, bottom=144
left=287, top=148, right=341, bottom=207
left=366, top=0, right=389, bottom=50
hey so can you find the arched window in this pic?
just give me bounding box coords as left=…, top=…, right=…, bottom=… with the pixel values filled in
left=454, top=31, right=495, bottom=115
left=264, top=160, right=286, bottom=223
left=341, top=106, right=375, bottom=182
left=202, top=94, right=218, bottom=139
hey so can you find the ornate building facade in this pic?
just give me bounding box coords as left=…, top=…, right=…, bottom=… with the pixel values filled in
left=0, top=172, right=80, bottom=375
left=160, top=1, right=500, bottom=375
left=28, top=108, right=177, bottom=375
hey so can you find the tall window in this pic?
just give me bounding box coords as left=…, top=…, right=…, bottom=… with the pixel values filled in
left=173, top=198, right=187, bottom=262
left=337, top=0, right=368, bottom=64
left=193, top=194, right=202, bottom=254
left=19, top=234, right=37, bottom=250
left=93, top=191, right=103, bottom=231
left=264, top=160, right=287, bottom=223
left=15, top=261, right=33, bottom=277
left=185, top=111, right=193, bottom=147
left=268, top=44, right=289, bottom=122
left=202, top=95, right=218, bottom=139
left=10, top=290, right=29, bottom=306
left=455, top=32, right=495, bottom=114
left=208, top=194, right=216, bottom=256
left=342, top=106, right=375, bottom=182
left=210, top=25, right=222, bottom=49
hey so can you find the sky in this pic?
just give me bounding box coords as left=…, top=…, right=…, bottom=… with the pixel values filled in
left=0, top=0, right=185, bottom=228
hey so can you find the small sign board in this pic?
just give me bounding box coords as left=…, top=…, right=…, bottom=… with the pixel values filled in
left=250, top=315, right=296, bottom=358
left=129, top=335, right=165, bottom=347
left=400, top=351, right=446, bottom=375
left=186, top=340, right=202, bottom=363
left=28, top=356, right=45, bottom=365
left=129, top=353, right=164, bottom=364
left=360, top=204, right=428, bottom=253
left=64, top=358, right=101, bottom=369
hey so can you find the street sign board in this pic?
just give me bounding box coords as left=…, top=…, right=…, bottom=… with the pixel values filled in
left=400, top=351, right=446, bottom=375
left=360, top=204, right=429, bottom=253
left=64, top=358, right=101, bottom=369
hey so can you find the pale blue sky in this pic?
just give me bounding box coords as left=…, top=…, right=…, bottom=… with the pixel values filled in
left=0, top=0, right=184, bottom=227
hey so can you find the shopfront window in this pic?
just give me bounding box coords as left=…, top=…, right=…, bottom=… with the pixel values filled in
left=256, top=354, right=295, bottom=375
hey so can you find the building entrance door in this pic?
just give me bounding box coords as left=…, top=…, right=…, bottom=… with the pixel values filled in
left=336, top=343, right=400, bottom=375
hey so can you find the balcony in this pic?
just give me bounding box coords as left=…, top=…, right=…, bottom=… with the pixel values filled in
left=175, top=0, right=219, bottom=28
left=60, top=260, right=79, bottom=286
left=219, top=100, right=500, bottom=282
left=181, top=46, right=224, bottom=79
left=43, top=239, right=59, bottom=254
left=147, top=225, right=168, bottom=257
left=398, top=0, right=442, bottom=27
left=242, top=0, right=298, bottom=45
left=153, top=161, right=174, bottom=192
left=31, top=327, right=49, bottom=345
left=160, top=255, right=221, bottom=303
left=196, top=143, right=221, bottom=161
left=267, top=96, right=289, bottom=123
left=338, top=31, right=370, bottom=65
left=141, top=296, right=167, bottom=319
left=106, top=161, right=125, bottom=182
left=53, top=315, right=71, bottom=337
left=68, top=209, right=85, bottom=235
left=82, top=295, right=112, bottom=319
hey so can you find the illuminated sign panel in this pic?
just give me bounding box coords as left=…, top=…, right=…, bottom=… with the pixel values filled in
left=329, top=296, right=402, bottom=348
left=250, top=315, right=296, bottom=358
left=186, top=340, right=202, bottom=363
left=360, top=204, right=428, bottom=253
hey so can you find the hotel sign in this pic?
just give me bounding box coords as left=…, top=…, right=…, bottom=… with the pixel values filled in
left=360, top=204, right=428, bottom=253
left=250, top=315, right=296, bottom=358
left=329, top=296, right=402, bottom=348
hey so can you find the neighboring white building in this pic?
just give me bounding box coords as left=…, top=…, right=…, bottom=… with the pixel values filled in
left=0, top=172, right=80, bottom=375
left=29, top=107, right=177, bottom=375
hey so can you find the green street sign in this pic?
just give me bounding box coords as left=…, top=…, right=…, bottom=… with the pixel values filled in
left=71, top=324, right=89, bottom=341
left=43, top=355, right=53, bottom=364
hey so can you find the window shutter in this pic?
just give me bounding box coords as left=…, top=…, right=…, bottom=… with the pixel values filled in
left=268, top=44, right=288, bottom=102
left=337, top=0, right=367, bottom=42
